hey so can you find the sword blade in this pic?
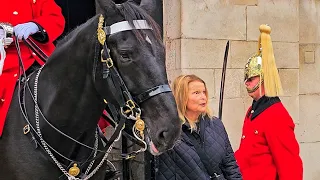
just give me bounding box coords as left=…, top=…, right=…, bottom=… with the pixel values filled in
left=218, top=41, right=229, bottom=120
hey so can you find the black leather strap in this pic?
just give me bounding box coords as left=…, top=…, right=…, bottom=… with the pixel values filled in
left=134, top=84, right=171, bottom=104
left=22, top=37, right=48, bottom=63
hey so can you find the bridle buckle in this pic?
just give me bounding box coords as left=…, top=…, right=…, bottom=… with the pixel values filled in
left=126, top=99, right=135, bottom=110
left=101, top=56, right=113, bottom=68
left=100, top=49, right=113, bottom=68
left=23, top=124, right=30, bottom=135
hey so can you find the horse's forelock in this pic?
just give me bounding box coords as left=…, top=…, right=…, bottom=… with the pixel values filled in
left=95, top=0, right=118, bottom=16
left=53, top=1, right=163, bottom=61
left=56, top=1, right=161, bottom=48
left=119, top=2, right=162, bottom=45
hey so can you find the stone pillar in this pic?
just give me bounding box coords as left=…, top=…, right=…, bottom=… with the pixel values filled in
left=298, top=1, right=320, bottom=179
left=163, top=0, right=182, bottom=84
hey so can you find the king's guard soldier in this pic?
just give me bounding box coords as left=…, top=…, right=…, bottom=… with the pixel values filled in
left=235, top=24, right=303, bottom=180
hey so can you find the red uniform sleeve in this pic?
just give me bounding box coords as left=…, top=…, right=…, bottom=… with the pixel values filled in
left=98, top=110, right=111, bottom=133
left=32, top=0, right=65, bottom=43
left=265, top=115, right=303, bottom=180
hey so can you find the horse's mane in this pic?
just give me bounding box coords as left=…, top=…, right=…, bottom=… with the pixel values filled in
left=55, top=1, right=162, bottom=49
left=55, top=16, right=99, bottom=48
left=119, top=1, right=162, bottom=44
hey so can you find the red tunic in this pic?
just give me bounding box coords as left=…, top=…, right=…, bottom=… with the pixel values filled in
left=98, top=110, right=111, bottom=134
left=0, top=0, right=65, bottom=136
left=235, top=101, right=303, bottom=180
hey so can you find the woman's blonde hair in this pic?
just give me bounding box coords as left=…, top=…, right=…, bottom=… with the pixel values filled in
left=172, top=74, right=212, bottom=130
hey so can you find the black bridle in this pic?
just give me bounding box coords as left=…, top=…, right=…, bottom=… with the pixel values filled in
left=13, top=14, right=171, bottom=179
left=94, top=14, right=172, bottom=158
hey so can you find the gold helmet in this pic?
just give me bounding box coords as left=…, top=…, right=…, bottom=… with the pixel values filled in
left=244, top=54, right=263, bottom=81
left=244, top=24, right=283, bottom=97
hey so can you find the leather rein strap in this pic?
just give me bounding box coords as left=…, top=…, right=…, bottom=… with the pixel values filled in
left=22, top=38, right=48, bottom=62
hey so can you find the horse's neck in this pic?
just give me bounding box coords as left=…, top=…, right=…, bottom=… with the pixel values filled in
left=37, top=48, right=103, bottom=129
left=37, top=17, right=103, bottom=130
left=25, top=17, right=105, bottom=160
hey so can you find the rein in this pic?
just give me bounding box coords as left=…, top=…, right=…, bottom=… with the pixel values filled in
left=11, top=14, right=171, bottom=180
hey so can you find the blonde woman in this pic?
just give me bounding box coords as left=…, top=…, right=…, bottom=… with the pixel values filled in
left=155, top=74, right=242, bottom=180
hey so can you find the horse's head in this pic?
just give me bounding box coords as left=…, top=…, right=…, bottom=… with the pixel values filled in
left=94, top=0, right=181, bottom=155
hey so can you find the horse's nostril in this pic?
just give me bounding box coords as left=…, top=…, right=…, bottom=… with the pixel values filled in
left=157, top=129, right=170, bottom=144
left=159, top=131, right=166, bottom=139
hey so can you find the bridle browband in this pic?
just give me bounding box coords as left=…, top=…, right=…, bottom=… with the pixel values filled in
left=12, top=14, right=171, bottom=180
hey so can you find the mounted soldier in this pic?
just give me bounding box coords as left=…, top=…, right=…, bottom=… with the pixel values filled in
left=0, top=0, right=65, bottom=136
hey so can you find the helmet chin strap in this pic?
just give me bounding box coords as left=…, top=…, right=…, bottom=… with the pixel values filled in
left=246, top=79, right=264, bottom=93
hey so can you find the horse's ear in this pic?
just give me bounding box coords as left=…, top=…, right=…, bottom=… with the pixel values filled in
left=95, top=0, right=118, bottom=16
left=139, top=0, right=156, bottom=15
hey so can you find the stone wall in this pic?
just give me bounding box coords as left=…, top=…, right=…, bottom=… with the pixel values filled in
left=164, top=0, right=320, bottom=179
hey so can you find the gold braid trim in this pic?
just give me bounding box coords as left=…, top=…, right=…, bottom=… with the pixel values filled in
left=97, top=15, right=106, bottom=45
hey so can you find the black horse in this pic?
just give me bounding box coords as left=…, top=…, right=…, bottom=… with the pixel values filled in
left=0, top=0, right=181, bottom=179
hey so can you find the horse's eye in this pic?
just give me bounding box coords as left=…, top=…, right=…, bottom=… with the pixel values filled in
left=119, top=50, right=131, bottom=61
left=121, top=53, right=130, bottom=59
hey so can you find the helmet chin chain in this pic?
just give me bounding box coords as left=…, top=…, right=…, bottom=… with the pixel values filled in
left=246, top=83, right=260, bottom=93
left=246, top=79, right=264, bottom=93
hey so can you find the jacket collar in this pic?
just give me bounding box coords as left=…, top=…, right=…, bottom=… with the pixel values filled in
left=246, top=95, right=280, bottom=120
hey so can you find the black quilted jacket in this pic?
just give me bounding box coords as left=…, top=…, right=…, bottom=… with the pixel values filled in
left=155, top=116, right=242, bottom=180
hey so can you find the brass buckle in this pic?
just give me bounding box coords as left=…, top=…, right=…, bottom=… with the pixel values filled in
left=101, top=56, right=113, bottom=68
left=106, top=58, right=113, bottom=68
left=23, top=125, right=30, bottom=135
left=126, top=100, right=135, bottom=110
left=122, top=100, right=136, bottom=115
left=100, top=49, right=113, bottom=68
left=126, top=155, right=136, bottom=160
